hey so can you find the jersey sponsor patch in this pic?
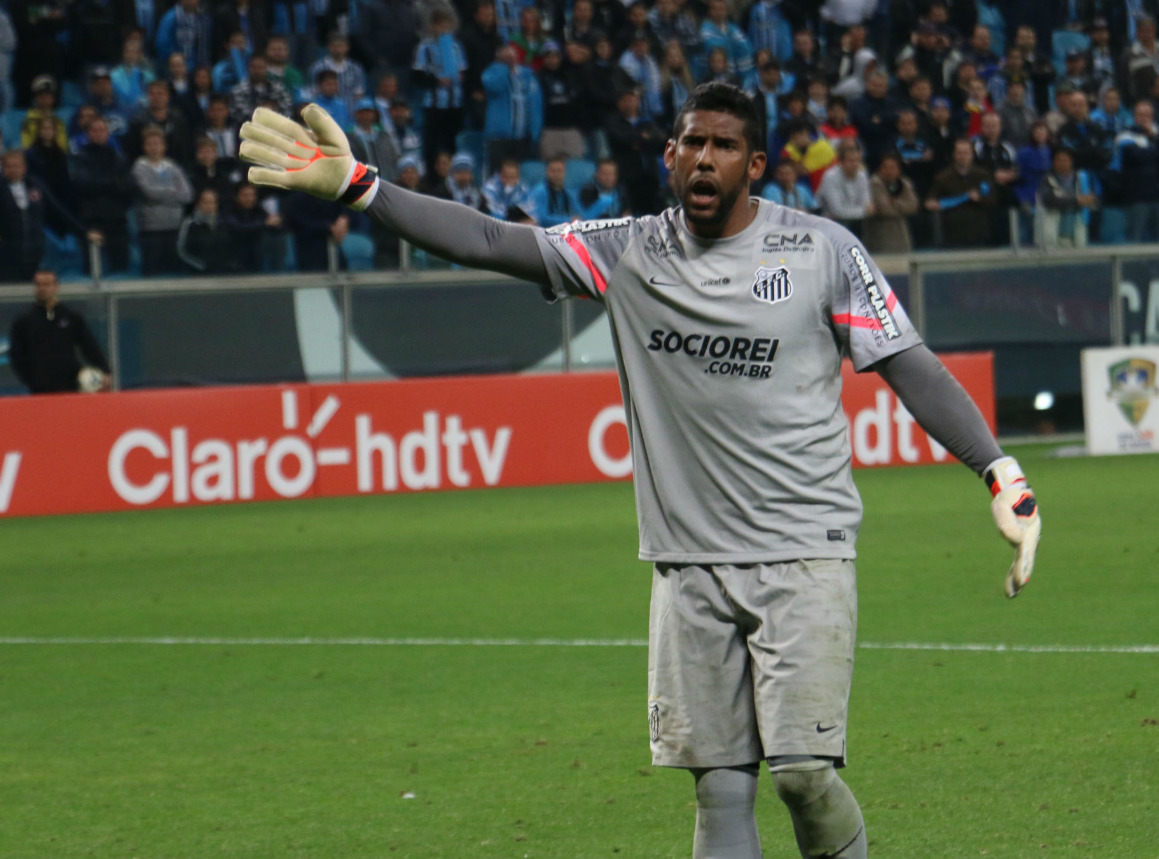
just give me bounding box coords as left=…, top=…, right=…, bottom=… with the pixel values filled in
left=647, top=328, right=780, bottom=380
left=751, top=266, right=793, bottom=305
left=545, top=217, right=632, bottom=236
left=762, top=232, right=816, bottom=253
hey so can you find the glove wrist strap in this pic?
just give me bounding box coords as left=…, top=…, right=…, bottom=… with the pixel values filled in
left=983, top=456, right=1026, bottom=497
left=339, top=162, right=379, bottom=211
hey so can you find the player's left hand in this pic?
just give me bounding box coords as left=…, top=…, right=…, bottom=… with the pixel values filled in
left=984, top=456, right=1041, bottom=598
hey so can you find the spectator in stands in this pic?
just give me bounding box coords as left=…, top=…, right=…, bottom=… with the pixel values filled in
left=1091, top=86, right=1132, bottom=136
left=761, top=158, right=817, bottom=212
left=0, top=150, right=49, bottom=281
left=925, top=137, right=995, bottom=248
left=177, top=188, right=232, bottom=273
left=212, top=30, right=250, bottom=93
left=816, top=139, right=873, bottom=230
left=749, top=60, right=788, bottom=155
left=223, top=182, right=283, bottom=272
left=591, top=0, right=628, bottom=48
left=820, top=95, right=859, bottom=146
left=965, top=24, right=1000, bottom=81
left=528, top=156, right=580, bottom=227
left=8, top=270, right=110, bottom=393
left=132, top=126, right=194, bottom=276
left=11, top=1, right=67, bottom=110
left=373, top=72, right=399, bottom=128
left=383, top=96, right=423, bottom=169
left=482, top=158, right=534, bottom=221
left=747, top=0, right=792, bottom=65
left=959, top=76, right=993, bottom=139
left=310, top=69, right=352, bottom=129
left=111, top=32, right=155, bottom=114
left=231, top=53, right=292, bottom=123
left=70, top=116, right=134, bottom=274
left=182, top=65, right=214, bottom=130
left=538, top=41, right=586, bottom=160
left=619, top=32, right=663, bottom=121
left=905, top=75, right=933, bottom=125
left=156, top=0, right=213, bottom=71
left=190, top=135, right=240, bottom=200
left=831, top=40, right=877, bottom=101
left=394, top=157, right=422, bottom=191
left=447, top=152, right=486, bottom=211
left=462, top=0, right=504, bottom=129
left=784, top=29, right=823, bottom=84
left=215, top=0, right=267, bottom=61
left=356, top=0, right=420, bottom=84
left=973, top=112, right=1018, bottom=244
left=1015, top=119, right=1053, bottom=240
left=699, top=0, right=754, bottom=89
left=0, top=7, right=13, bottom=115
left=200, top=95, right=240, bottom=159
left=780, top=118, right=837, bottom=192
left=420, top=151, right=454, bottom=200
left=127, top=80, right=193, bottom=169
left=894, top=107, right=934, bottom=195
left=24, top=115, right=74, bottom=237
left=995, top=77, right=1036, bottom=147
left=1087, top=17, right=1115, bottom=92
left=805, top=78, right=829, bottom=125
left=1011, top=25, right=1056, bottom=114
left=20, top=75, right=66, bottom=150
left=615, top=1, right=660, bottom=60
left=649, top=0, right=699, bottom=63
left=511, top=6, right=548, bottom=72
left=1037, top=147, right=1097, bottom=248
left=167, top=52, right=196, bottom=115
left=284, top=191, right=347, bottom=271
left=926, top=95, right=956, bottom=171
left=705, top=46, right=741, bottom=87
left=348, top=99, right=397, bottom=178
left=413, top=7, right=469, bottom=175
left=66, top=105, right=99, bottom=155
left=606, top=87, right=666, bottom=215
left=1123, top=16, right=1159, bottom=104
left=583, top=35, right=622, bottom=136
left=1056, top=83, right=1112, bottom=173
left=865, top=152, right=918, bottom=253
left=578, top=158, right=627, bottom=218
left=82, top=67, right=131, bottom=139
left=265, top=36, right=304, bottom=102
left=482, top=44, right=543, bottom=171
left=849, top=69, right=897, bottom=168
left=896, top=21, right=952, bottom=94
left=1110, top=100, right=1159, bottom=244
left=310, top=32, right=365, bottom=116
left=1061, top=49, right=1098, bottom=107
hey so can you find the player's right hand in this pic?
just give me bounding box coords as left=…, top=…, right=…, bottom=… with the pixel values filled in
left=984, top=456, right=1041, bottom=598
left=239, top=104, right=379, bottom=210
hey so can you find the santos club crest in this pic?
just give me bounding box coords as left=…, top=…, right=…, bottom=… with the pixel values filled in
left=751, top=266, right=793, bottom=305
left=1107, top=357, right=1158, bottom=426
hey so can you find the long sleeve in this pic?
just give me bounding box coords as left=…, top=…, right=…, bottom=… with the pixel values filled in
left=874, top=343, right=1003, bottom=475
left=8, top=317, right=29, bottom=387
left=364, top=182, right=549, bottom=284
left=73, top=313, right=110, bottom=372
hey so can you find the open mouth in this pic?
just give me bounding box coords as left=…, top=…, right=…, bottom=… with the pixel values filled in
left=688, top=177, right=718, bottom=208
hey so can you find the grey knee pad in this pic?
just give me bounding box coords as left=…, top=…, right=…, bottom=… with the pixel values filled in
left=690, top=765, right=762, bottom=859
left=768, top=757, right=866, bottom=859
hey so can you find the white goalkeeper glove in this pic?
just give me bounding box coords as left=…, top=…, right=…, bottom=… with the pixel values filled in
left=239, top=104, right=379, bottom=210
left=984, top=456, right=1041, bottom=598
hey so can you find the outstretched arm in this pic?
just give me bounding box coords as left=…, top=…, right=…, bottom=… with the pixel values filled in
left=239, top=105, right=549, bottom=285
left=876, top=344, right=1041, bottom=599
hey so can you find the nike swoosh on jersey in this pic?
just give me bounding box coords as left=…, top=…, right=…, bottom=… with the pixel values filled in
left=648, top=276, right=681, bottom=287
left=815, top=723, right=839, bottom=734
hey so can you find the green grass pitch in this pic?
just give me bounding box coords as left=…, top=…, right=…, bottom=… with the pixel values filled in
left=1, top=445, right=1156, bottom=858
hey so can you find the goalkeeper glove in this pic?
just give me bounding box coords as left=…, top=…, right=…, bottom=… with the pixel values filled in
left=984, top=456, right=1041, bottom=598
left=238, top=104, right=379, bottom=210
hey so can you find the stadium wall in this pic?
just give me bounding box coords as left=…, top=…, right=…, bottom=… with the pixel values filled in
left=0, top=356, right=993, bottom=518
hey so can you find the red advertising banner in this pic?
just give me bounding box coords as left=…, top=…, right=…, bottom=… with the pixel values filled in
left=0, top=353, right=992, bottom=517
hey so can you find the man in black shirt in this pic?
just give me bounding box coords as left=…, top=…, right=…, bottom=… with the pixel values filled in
left=9, top=270, right=110, bottom=393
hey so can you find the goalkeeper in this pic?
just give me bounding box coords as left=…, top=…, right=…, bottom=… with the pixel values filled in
left=241, top=86, right=1040, bottom=859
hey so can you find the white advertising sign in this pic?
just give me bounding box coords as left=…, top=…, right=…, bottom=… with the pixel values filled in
left=1082, top=346, right=1159, bottom=455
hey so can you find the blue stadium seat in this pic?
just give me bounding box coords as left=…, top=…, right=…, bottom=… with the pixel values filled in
left=565, top=158, right=596, bottom=190
left=342, top=233, right=375, bottom=271
left=60, top=81, right=84, bottom=110
left=43, top=230, right=83, bottom=277
left=521, top=159, right=545, bottom=188
left=0, top=109, right=24, bottom=148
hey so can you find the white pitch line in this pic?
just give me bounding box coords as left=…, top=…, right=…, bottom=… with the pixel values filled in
left=0, top=637, right=1156, bottom=654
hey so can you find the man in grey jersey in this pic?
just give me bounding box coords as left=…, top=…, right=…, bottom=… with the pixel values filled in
left=239, top=83, right=1041, bottom=859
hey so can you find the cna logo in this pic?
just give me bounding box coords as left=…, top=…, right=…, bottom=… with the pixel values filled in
left=762, top=232, right=815, bottom=252
left=106, top=391, right=514, bottom=506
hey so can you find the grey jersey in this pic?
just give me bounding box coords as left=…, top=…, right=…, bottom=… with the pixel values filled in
left=534, top=199, right=922, bottom=563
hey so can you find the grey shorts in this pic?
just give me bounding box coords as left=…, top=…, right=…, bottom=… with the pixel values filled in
left=647, top=559, right=857, bottom=769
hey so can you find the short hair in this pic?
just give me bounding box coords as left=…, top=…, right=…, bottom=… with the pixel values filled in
left=837, top=138, right=862, bottom=158
left=673, top=82, right=762, bottom=154
left=194, top=135, right=216, bottom=150
left=141, top=124, right=165, bottom=142
left=208, top=93, right=229, bottom=107
left=775, top=158, right=797, bottom=171
left=546, top=156, right=566, bottom=167
left=878, top=151, right=902, bottom=168
left=315, top=68, right=338, bottom=84
left=827, top=95, right=848, bottom=110
left=500, top=158, right=521, bottom=171
left=147, top=79, right=168, bottom=92
left=783, top=117, right=813, bottom=139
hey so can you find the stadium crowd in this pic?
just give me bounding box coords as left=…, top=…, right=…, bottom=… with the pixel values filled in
left=0, top=0, right=1155, bottom=278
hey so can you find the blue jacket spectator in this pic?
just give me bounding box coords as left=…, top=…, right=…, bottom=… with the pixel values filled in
left=527, top=159, right=580, bottom=227
left=618, top=40, right=664, bottom=121
left=481, top=56, right=543, bottom=144
left=212, top=40, right=251, bottom=93
left=747, top=0, right=792, bottom=63
left=1015, top=122, right=1053, bottom=208
left=483, top=161, right=535, bottom=221
left=156, top=0, right=214, bottom=70
left=698, top=0, right=754, bottom=89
